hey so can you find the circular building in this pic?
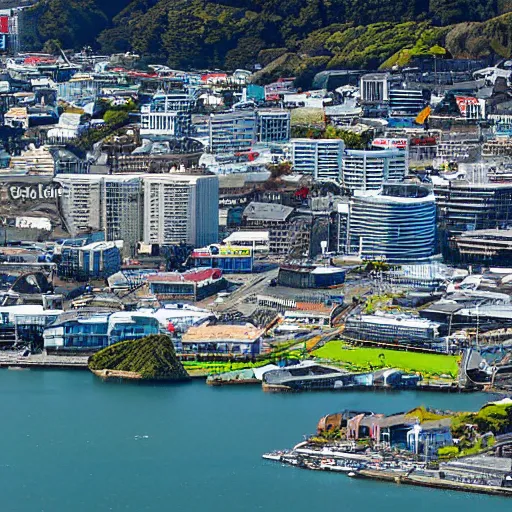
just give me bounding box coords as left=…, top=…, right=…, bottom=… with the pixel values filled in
left=348, top=183, right=436, bottom=263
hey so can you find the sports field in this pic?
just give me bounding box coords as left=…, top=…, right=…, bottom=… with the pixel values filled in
left=313, top=341, right=460, bottom=378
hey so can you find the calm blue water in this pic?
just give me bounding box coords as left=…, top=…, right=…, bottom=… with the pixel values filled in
left=0, top=369, right=509, bottom=512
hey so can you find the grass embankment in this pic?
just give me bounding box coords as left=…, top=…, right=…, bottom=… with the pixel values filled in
left=313, top=341, right=459, bottom=379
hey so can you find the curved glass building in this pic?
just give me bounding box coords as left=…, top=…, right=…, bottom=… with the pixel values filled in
left=348, top=183, right=436, bottom=263
left=342, top=148, right=407, bottom=192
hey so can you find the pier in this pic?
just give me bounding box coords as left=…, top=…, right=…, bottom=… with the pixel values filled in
left=0, top=353, right=89, bottom=369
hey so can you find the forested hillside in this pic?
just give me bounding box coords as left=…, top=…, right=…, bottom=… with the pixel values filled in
left=20, top=0, right=512, bottom=72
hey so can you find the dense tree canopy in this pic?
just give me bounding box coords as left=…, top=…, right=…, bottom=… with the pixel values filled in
left=20, top=0, right=512, bottom=71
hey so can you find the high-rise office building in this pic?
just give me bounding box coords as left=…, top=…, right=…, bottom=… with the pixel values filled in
left=257, top=110, right=291, bottom=144
left=348, top=183, right=436, bottom=263
left=209, top=111, right=257, bottom=154
left=140, top=90, right=196, bottom=137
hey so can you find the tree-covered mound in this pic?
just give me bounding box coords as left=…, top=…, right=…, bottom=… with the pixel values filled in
left=21, top=0, right=512, bottom=73
left=88, top=335, right=190, bottom=381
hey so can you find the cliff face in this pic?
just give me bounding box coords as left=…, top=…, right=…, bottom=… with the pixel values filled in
left=88, top=335, right=190, bottom=381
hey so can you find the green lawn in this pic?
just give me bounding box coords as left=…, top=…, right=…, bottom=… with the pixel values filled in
left=313, top=341, right=460, bottom=378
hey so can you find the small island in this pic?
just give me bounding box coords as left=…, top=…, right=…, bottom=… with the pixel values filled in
left=88, top=335, right=190, bottom=382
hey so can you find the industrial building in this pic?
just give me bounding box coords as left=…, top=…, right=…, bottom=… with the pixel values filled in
left=341, top=148, right=407, bottom=192
left=142, top=173, right=219, bottom=247
left=291, top=139, right=344, bottom=182
left=347, top=183, right=437, bottom=263
left=209, top=111, right=257, bottom=154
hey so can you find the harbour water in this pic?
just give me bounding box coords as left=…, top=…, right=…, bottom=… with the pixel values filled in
left=0, top=369, right=509, bottom=512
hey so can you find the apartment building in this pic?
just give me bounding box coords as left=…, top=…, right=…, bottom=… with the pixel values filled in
left=142, top=174, right=219, bottom=247
left=341, top=148, right=407, bottom=192
left=291, top=139, right=344, bottom=182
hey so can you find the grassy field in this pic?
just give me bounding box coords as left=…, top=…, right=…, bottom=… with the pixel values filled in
left=313, top=341, right=460, bottom=378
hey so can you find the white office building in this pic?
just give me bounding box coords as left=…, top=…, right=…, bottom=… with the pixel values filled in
left=143, top=174, right=219, bottom=247
left=140, top=90, right=196, bottom=136
left=291, top=139, right=344, bottom=182
left=342, top=148, right=407, bottom=192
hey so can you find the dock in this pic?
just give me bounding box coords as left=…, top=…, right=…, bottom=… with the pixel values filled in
left=0, top=353, right=89, bottom=369
left=354, top=469, right=512, bottom=497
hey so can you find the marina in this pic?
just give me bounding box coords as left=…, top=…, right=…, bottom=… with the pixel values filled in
left=1, top=370, right=506, bottom=512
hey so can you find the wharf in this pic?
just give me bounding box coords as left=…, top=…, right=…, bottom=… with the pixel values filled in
left=354, top=469, right=512, bottom=497
left=0, top=353, right=89, bottom=369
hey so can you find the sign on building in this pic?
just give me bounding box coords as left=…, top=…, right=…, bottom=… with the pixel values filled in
left=0, top=16, right=9, bottom=34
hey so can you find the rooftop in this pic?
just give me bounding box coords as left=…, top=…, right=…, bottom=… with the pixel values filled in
left=147, top=268, right=223, bottom=284
left=243, top=202, right=294, bottom=222
left=182, top=323, right=264, bottom=343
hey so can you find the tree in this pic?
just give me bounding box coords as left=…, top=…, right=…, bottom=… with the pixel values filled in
left=42, top=39, right=62, bottom=55
left=103, top=110, right=129, bottom=126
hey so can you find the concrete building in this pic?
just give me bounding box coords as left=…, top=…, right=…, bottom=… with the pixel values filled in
left=142, top=174, right=218, bottom=247
left=292, top=139, right=344, bottom=182
left=56, top=175, right=102, bottom=235
left=257, top=110, right=290, bottom=144
left=209, top=111, right=257, bottom=154
left=348, top=183, right=436, bottom=263
left=56, top=175, right=143, bottom=257
left=342, top=148, right=407, bottom=192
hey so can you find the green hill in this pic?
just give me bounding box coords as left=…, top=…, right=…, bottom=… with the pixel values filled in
left=88, top=334, right=190, bottom=381
left=20, top=1, right=512, bottom=75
